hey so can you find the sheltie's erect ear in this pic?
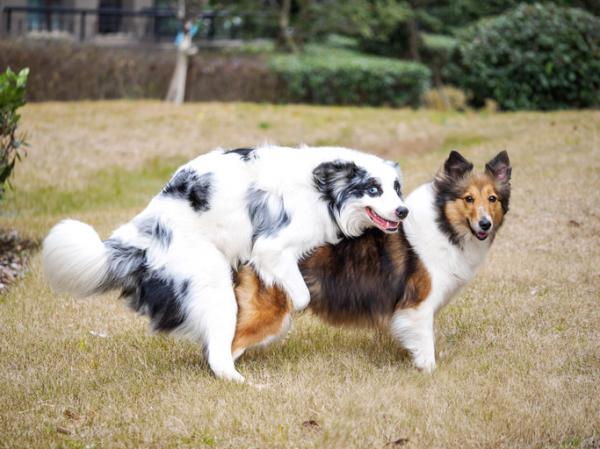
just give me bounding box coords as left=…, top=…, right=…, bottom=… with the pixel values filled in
left=485, top=150, right=512, bottom=184
left=443, top=150, right=474, bottom=180
left=434, top=151, right=474, bottom=193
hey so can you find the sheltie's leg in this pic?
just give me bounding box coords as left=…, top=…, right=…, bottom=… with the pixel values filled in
left=232, top=265, right=292, bottom=359
left=390, top=303, right=436, bottom=373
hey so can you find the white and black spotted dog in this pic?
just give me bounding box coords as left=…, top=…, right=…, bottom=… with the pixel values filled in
left=43, top=145, right=408, bottom=381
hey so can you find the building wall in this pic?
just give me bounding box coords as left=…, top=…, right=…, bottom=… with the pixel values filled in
left=1, top=0, right=29, bottom=36
left=1, top=0, right=159, bottom=40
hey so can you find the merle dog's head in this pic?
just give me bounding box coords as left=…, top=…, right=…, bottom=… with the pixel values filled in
left=313, top=158, right=408, bottom=237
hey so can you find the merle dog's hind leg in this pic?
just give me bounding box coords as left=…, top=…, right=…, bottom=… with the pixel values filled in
left=203, top=285, right=244, bottom=383
left=165, top=238, right=244, bottom=382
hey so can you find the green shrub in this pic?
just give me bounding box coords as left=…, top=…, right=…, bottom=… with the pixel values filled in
left=451, top=3, right=600, bottom=110
left=269, top=46, right=431, bottom=107
left=0, top=67, right=29, bottom=201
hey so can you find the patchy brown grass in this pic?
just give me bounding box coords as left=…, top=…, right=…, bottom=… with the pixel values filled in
left=0, top=102, right=599, bottom=449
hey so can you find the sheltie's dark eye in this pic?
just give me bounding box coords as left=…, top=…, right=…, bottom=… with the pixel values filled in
left=488, top=195, right=497, bottom=203
left=465, top=195, right=474, bottom=203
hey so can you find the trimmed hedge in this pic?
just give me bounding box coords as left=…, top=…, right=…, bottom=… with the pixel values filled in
left=269, top=46, right=431, bottom=107
left=451, top=3, right=600, bottom=110
left=0, top=40, right=431, bottom=107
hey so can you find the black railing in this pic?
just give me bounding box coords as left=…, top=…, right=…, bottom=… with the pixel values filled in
left=2, top=6, right=277, bottom=42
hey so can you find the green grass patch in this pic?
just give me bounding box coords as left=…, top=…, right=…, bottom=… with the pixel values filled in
left=3, top=156, right=185, bottom=218
left=440, top=133, right=487, bottom=153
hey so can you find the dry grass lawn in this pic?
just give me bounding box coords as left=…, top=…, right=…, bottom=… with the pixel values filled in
left=1, top=101, right=599, bottom=449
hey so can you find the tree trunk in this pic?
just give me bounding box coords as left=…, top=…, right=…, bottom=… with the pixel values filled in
left=407, top=15, right=420, bottom=61
left=165, top=0, right=193, bottom=104
left=166, top=43, right=190, bottom=104
left=277, top=0, right=297, bottom=53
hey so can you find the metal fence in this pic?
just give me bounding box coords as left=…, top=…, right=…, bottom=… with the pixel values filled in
left=2, top=6, right=277, bottom=43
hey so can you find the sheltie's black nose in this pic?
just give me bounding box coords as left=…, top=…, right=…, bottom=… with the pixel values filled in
left=479, top=218, right=491, bottom=231
left=395, top=206, right=409, bottom=220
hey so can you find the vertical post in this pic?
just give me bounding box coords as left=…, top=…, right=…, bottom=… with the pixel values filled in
left=79, top=11, right=86, bottom=41
left=6, top=9, right=12, bottom=36
left=45, top=7, right=51, bottom=32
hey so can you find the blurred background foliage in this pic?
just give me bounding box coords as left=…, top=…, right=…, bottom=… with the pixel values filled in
left=1, top=0, right=598, bottom=110
left=0, top=68, right=28, bottom=201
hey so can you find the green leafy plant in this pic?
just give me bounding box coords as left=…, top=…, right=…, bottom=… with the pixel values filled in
left=450, top=3, right=600, bottom=110
left=269, top=45, right=430, bottom=107
left=0, top=67, right=29, bottom=200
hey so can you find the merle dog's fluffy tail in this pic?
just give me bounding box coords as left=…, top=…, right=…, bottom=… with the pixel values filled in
left=42, top=219, right=142, bottom=297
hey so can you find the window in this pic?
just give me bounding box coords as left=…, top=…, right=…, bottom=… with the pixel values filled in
left=98, top=0, right=122, bottom=34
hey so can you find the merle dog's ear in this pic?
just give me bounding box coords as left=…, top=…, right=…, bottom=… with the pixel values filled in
left=443, top=150, right=473, bottom=179
left=485, top=151, right=511, bottom=184
left=313, top=160, right=359, bottom=189
left=385, top=160, right=403, bottom=183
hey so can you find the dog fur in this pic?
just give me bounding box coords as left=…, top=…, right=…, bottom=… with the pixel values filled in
left=42, top=144, right=407, bottom=381
left=232, top=150, right=512, bottom=372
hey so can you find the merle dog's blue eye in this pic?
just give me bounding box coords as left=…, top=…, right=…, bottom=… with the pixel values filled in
left=369, top=186, right=379, bottom=194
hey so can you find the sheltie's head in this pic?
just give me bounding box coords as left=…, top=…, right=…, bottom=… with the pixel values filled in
left=434, top=150, right=511, bottom=245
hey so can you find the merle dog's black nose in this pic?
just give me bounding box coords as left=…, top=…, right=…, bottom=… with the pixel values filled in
left=395, top=206, right=409, bottom=220
left=479, top=218, right=491, bottom=231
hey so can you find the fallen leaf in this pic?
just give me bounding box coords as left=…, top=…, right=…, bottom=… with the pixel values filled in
left=64, top=409, right=79, bottom=420
left=302, top=420, right=320, bottom=430
left=387, top=437, right=409, bottom=446
left=56, top=426, right=71, bottom=435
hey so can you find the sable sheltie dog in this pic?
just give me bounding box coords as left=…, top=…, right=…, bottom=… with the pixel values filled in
left=232, top=150, right=511, bottom=373
left=43, top=145, right=407, bottom=381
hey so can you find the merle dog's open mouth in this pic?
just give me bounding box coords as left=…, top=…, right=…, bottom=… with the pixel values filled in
left=366, top=207, right=399, bottom=232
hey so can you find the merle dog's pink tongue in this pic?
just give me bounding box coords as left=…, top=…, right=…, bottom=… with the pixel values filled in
left=367, top=208, right=398, bottom=230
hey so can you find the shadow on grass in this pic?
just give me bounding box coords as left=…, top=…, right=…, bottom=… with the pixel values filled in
left=99, top=317, right=411, bottom=380
left=237, top=317, right=410, bottom=372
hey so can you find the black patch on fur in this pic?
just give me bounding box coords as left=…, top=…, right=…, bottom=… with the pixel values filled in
left=394, top=179, right=402, bottom=198
left=301, top=227, right=420, bottom=322
left=100, top=239, right=189, bottom=332
left=162, top=168, right=213, bottom=212
left=135, top=273, right=189, bottom=331
left=433, top=151, right=474, bottom=246
left=313, top=160, right=379, bottom=221
left=101, top=239, right=147, bottom=292
left=485, top=151, right=512, bottom=213
left=225, top=147, right=256, bottom=161
left=246, top=186, right=290, bottom=243
left=138, top=217, right=172, bottom=248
